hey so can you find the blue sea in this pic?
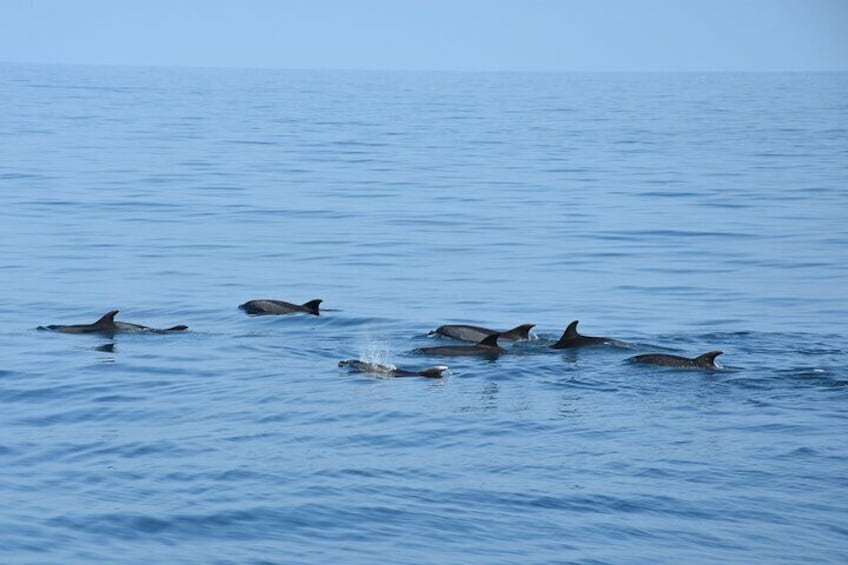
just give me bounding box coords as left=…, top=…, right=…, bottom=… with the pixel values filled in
left=1, top=64, right=847, bottom=564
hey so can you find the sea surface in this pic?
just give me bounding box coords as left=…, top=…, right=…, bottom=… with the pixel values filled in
left=1, top=64, right=846, bottom=564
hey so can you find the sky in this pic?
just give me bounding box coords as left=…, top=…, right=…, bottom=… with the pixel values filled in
left=0, top=0, right=846, bottom=72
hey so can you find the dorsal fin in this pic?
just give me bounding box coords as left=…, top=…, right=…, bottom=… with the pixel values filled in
left=696, top=350, right=723, bottom=367
left=506, top=323, right=536, bottom=339
left=479, top=333, right=500, bottom=347
left=301, top=299, right=322, bottom=315
left=93, top=310, right=119, bottom=327
left=565, top=320, right=580, bottom=338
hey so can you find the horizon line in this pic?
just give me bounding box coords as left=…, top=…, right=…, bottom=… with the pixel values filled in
left=3, top=59, right=847, bottom=75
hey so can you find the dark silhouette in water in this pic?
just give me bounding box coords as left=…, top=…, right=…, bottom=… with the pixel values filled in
left=415, top=333, right=506, bottom=357
left=629, top=351, right=723, bottom=369
left=550, top=320, right=626, bottom=349
left=39, top=310, right=188, bottom=335
left=239, top=298, right=322, bottom=316
left=338, top=359, right=447, bottom=378
left=430, top=323, right=535, bottom=343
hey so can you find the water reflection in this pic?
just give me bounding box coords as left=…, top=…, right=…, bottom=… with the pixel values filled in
left=93, top=342, right=117, bottom=363
left=480, top=381, right=499, bottom=410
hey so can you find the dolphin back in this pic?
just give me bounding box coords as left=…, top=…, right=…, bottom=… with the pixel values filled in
left=39, top=310, right=120, bottom=333
left=240, top=298, right=322, bottom=315
left=414, top=366, right=448, bottom=378
left=339, top=359, right=447, bottom=378
left=629, top=350, right=723, bottom=369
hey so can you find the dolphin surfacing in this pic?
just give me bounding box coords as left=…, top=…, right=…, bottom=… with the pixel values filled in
left=338, top=360, right=447, bottom=378
left=629, top=350, right=723, bottom=369
left=550, top=320, right=625, bottom=349
left=239, top=298, right=322, bottom=316
left=414, top=333, right=506, bottom=357
left=430, top=323, right=535, bottom=343
left=39, top=310, right=189, bottom=334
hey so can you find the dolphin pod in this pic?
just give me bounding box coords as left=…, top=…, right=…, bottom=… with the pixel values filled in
left=40, top=301, right=726, bottom=372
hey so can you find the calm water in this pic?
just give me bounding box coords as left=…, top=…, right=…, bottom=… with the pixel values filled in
left=1, top=64, right=847, bottom=564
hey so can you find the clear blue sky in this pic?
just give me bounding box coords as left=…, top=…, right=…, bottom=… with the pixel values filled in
left=1, top=0, right=845, bottom=71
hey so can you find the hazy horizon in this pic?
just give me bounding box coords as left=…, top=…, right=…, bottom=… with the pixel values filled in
left=1, top=0, right=846, bottom=73
left=4, top=59, right=848, bottom=75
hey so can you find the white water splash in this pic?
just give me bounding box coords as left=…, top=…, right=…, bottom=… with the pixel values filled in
left=357, top=338, right=397, bottom=370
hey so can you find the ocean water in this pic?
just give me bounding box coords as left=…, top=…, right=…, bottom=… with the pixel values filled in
left=1, top=64, right=846, bottom=564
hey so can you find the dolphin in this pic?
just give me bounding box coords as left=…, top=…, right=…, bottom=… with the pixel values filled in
left=414, top=333, right=506, bottom=357
left=239, top=298, right=322, bottom=316
left=629, top=351, right=723, bottom=369
left=430, top=323, right=535, bottom=343
left=550, top=320, right=625, bottom=349
left=39, top=310, right=188, bottom=334
left=338, top=359, right=448, bottom=378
